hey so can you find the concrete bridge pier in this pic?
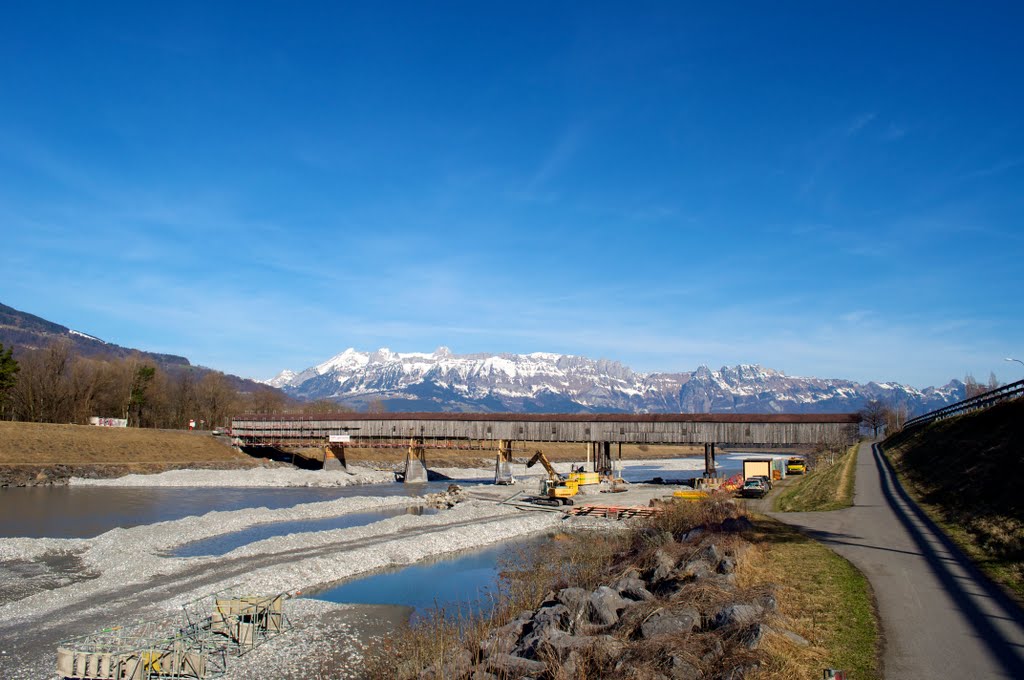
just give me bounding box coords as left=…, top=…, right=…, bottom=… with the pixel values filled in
left=323, top=444, right=348, bottom=472
left=403, top=438, right=428, bottom=483
left=494, top=439, right=514, bottom=484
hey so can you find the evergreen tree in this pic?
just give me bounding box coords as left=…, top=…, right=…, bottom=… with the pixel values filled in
left=0, top=343, right=19, bottom=419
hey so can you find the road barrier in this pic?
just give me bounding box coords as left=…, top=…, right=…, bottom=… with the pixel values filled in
left=902, top=378, right=1024, bottom=432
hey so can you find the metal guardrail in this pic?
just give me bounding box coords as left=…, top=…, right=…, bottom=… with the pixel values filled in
left=902, top=378, right=1024, bottom=431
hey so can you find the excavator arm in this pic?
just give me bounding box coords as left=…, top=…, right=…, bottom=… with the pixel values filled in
left=526, top=450, right=564, bottom=481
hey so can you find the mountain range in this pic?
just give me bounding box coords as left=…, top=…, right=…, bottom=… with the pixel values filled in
left=0, top=302, right=277, bottom=395
left=266, top=347, right=964, bottom=415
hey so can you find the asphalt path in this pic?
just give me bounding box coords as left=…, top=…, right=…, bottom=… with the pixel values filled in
left=766, top=442, right=1024, bottom=679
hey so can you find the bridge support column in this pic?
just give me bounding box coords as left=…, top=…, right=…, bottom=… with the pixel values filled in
left=404, top=438, right=428, bottom=483
left=596, top=441, right=613, bottom=477
left=703, top=443, right=718, bottom=477
left=494, top=439, right=515, bottom=485
left=323, top=444, right=348, bottom=472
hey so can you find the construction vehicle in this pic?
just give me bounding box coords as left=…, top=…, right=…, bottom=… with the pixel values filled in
left=672, top=488, right=710, bottom=501
left=526, top=450, right=579, bottom=506
left=786, top=457, right=807, bottom=475
left=567, top=464, right=601, bottom=487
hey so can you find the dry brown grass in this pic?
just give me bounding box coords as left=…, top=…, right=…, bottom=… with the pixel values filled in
left=0, top=420, right=255, bottom=466
left=741, top=515, right=879, bottom=680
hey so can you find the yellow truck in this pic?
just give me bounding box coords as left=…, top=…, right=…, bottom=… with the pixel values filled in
left=786, top=457, right=807, bottom=475
left=672, top=488, right=710, bottom=501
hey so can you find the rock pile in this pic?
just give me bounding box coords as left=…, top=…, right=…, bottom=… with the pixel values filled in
left=424, top=484, right=468, bottom=509
left=410, top=515, right=810, bottom=680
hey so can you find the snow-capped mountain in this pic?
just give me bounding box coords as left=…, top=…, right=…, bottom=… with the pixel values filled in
left=264, top=347, right=964, bottom=415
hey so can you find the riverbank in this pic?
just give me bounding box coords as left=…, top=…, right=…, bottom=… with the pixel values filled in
left=0, top=421, right=259, bottom=487
left=0, top=489, right=561, bottom=679
left=365, top=500, right=880, bottom=680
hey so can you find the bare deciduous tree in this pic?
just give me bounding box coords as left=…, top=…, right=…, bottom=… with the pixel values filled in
left=964, top=373, right=986, bottom=399
left=859, top=399, right=891, bottom=438
left=198, top=372, right=236, bottom=429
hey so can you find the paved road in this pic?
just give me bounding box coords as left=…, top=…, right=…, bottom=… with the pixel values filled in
left=768, top=442, right=1024, bottom=679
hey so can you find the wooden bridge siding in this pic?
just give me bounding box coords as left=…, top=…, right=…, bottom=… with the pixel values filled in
left=231, top=418, right=856, bottom=445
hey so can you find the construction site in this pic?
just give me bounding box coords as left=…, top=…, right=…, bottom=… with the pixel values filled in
left=57, top=588, right=290, bottom=679
left=0, top=411, right=857, bottom=679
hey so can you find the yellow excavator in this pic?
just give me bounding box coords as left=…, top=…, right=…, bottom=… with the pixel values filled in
left=526, top=450, right=582, bottom=506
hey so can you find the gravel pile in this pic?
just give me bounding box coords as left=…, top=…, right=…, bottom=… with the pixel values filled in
left=0, top=493, right=560, bottom=678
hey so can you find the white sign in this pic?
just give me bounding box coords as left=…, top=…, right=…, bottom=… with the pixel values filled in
left=329, top=434, right=351, bottom=443
left=89, top=417, right=128, bottom=428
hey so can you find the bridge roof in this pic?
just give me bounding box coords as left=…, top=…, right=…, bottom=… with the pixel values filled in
left=234, top=412, right=861, bottom=424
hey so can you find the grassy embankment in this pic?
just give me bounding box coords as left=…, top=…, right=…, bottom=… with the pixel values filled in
left=883, top=398, right=1024, bottom=600
left=773, top=444, right=858, bottom=512
left=0, top=420, right=257, bottom=485
left=364, top=499, right=879, bottom=679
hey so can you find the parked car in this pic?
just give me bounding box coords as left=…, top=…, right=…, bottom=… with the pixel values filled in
left=751, top=474, right=773, bottom=490
left=739, top=478, right=768, bottom=499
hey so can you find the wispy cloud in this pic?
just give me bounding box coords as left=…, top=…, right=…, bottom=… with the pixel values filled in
left=519, top=124, right=588, bottom=198
left=960, top=157, right=1024, bottom=181
left=844, top=112, right=877, bottom=137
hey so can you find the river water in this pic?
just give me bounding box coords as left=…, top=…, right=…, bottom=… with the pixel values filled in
left=0, top=481, right=459, bottom=538
left=307, top=534, right=547, bottom=621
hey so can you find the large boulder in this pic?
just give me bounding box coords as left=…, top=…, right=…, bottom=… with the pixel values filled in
left=640, top=608, right=700, bottom=638
left=484, top=652, right=548, bottom=676
left=531, top=603, right=569, bottom=632
left=479, top=615, right=530, bottom=656
left=650, top=549, right=679, bottom=582
left=679, top=526, right=706, bottom=544
left=697, top=542, right=721, bottom=565
left=589, top=586, right=630, bottom=626
left=668, top=654, right=704, bottom=680
left=678, top=558, right=714, bottom=580
left=778, top=628, right=810, bottom=647
left=514, top=604, right=571, bottom=658
left=740, top=623, right=770, bottom=650
left=611, top=569, right=655, bottom=602
left=556, top=587, right=591, bottom=632
left=710, top=603, right=763, bottom=629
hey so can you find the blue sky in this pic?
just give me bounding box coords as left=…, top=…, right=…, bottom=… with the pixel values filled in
left=1, top=2, right=1022, bottom=388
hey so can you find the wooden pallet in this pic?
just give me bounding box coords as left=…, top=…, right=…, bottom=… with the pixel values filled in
left=568, top=504, right=663, bottom=520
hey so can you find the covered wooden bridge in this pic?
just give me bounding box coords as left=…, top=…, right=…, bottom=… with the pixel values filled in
left=231, top=412, right=860, bottom=483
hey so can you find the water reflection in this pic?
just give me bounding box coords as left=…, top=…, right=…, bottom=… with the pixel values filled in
left=307, top=535, right=547, bottom=622
left=169, top=506, right=438, bottom=557
left=0, top=481, right=461, bottom=538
